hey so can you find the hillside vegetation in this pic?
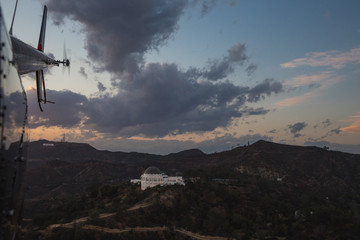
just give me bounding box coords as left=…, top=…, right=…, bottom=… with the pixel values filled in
left=16, top=140, right=360, bottom=239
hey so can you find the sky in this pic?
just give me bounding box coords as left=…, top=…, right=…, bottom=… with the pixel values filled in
left=2, top=0, right=360, bottom=154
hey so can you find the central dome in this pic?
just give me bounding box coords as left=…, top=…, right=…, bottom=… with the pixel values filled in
left=144, top=166, right=162, bottom=174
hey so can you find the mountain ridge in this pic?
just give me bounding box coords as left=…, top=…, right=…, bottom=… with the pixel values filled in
left=21, top=139, right=360, bottom=200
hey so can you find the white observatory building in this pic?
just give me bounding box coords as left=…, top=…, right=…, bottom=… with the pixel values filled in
left=133, top=166, right=185, bottom=190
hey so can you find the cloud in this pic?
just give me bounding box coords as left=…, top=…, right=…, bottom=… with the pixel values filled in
left=44, top=0, right=243, bottom=79
left=35, top=0, right=282, bottom=138
left=281, top=48, right=360, bottom=69
left=28, top=61, right=282, bottom=138
left=329, top=128, right=341, bottom=135
left=203, top=42, right=248, bottom=81
left=314, top=119, right=332, bottom=129
left=321, top=119, right=332, bottom=128
left=191, top=0, right=239, bottom=17
left=4, top=91, right=27, bottom=129
left=45, top=0, right=189, bottom=75
left=276, top=94, right=311, bottom=107
left=246, top=64, right=257, bottom=77
left=285, top=72, right=332, bottom=88
left=319, top=127, right=341, bottom=139
left=288, top=122, right=307, bottom=138
left=276, top=75, right=340, bottom=107
left=247, top=78, right=283, bottom=102
left=27, top=89, right=88, bottom=128
left=83, top=63, right=280, bottom=137
left=196, top=0, right=220, bottom=16
left=97, top=82, right=106, bottom=92
left=340, top=114, right=360, bottom=133
left=267, top=129, right=277, bottom=134
left=79, top=67, right=88, bottom=79
left=293, top=133, right=302, bottom=138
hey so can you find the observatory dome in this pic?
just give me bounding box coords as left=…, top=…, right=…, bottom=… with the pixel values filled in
left=143, top=166, right=162, bottom=175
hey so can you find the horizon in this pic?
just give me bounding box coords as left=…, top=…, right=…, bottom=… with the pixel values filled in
left=27, top=138, right=360, bottom=156
left=2, top=0, right=360, bottom=155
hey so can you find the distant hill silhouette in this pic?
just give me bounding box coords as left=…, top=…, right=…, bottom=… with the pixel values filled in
left=166, top=148, right=205, bottom=158
left=22, top=139, right=360, bottom=199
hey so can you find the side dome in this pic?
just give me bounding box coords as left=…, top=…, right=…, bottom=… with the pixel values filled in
left=143, top=166, right=162, bottom=174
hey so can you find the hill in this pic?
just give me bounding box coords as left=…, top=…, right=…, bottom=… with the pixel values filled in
left=23, top=140, right=360, bottom=199
left=223, top=140, right=360, bottom=193
left=17, top=139, right=360, bottom=239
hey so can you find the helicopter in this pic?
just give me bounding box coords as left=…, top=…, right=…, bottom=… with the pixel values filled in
left=10, top=2, right=70, bottom=112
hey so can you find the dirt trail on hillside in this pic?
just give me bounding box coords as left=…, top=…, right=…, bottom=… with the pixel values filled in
left=49, top=221, right=232, bottom=240
left=46, top=208, right=233, bottom=240
left=82, top=225, right=168, bottom=233
left=48, top=200, right=151, bottom=230
left=48, top=212, right=116, bottom=229
left=175, top=228, right=233, bottom=240
left=81, top=225, right=232, bottom=239
left=82, top=225, right=232, bottom=240
left=127, top=201, right=153, bottom=211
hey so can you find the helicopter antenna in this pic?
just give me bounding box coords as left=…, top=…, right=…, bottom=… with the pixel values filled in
left=9, top=0, right=19, bottom=35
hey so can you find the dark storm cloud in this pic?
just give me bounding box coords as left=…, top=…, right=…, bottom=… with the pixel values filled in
left=246, top=64, right=257, bottom=77
left=33, top=0, right=283, bottom=138
left=44, top=0, right=188, bottom=74
left=288, top=122, right=307, bottom=134
left=28, top=61, right=282, bottom=137
left=97, top=82, right=106, bottom=92
left=44, top=0, right=241, bottom=77
left=27, top=89, right=87, bottom=128
left=83, top=62, right=271, bottom=137
left=203, top=42, right=248, bottom=81
left=288, top=122, right=307, bottom=137
left=247, top=79, right=283, bottom=102
left=5, top=91, right=27, bottom=127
